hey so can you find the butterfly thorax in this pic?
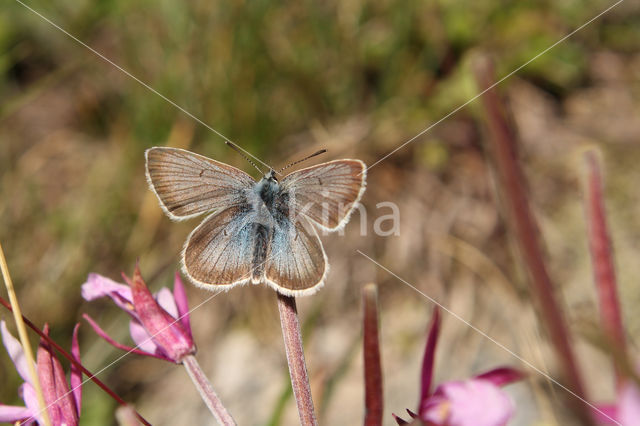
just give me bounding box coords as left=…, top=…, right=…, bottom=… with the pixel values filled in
left=254, top=172, right=278, bottom=207
left=249, top=171, right=290, bottom=229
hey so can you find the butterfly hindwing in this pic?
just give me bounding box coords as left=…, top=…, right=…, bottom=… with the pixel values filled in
left=146, top=147, right=255, bottom=220
left=264, top=217, right=327, bottom=295
left=182, top=205, right=256, bottom=289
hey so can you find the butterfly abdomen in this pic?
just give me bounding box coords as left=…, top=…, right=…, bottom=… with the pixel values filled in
left=251, top=223, right=270, bottom=283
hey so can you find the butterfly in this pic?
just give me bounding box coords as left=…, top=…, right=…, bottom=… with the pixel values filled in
left=145, top=146, right=366, bottom=296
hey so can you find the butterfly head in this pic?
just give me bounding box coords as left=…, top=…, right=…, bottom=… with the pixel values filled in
left=265, top=169, right=278, bottom=182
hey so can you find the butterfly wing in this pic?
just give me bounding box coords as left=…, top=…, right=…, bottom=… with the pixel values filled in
left=264, top=217, right=327, bottom=296
left=145, top=147, right=255, bottom=221
left=182, top=205, right=256, bottom=289
left=281, top=159, right=366, bottom=231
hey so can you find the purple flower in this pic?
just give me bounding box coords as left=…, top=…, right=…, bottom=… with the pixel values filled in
left=0, top=321, right=82, bottom=425
left=82, top=265, right=195, bottom=363
left=394, top=309, right=524, bottom=426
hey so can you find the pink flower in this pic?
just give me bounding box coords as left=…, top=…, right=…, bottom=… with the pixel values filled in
left=394, top=309, right=524, bottom=426
left=82, top=265, right=195, bottom=363
left=595, top=380, right=640, bottom=426
left=593, top=360, right=640, bottom=426
left=0, top=321, right=82, bottom=425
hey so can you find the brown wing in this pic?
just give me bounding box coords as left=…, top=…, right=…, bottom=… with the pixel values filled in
left=281, top=159, right=366, bottom=231
left=182, top=205, right=255, bottom=289
left=145, top=147, right=254, bottom=221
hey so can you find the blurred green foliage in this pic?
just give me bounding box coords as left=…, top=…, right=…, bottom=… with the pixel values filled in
left=3, top=0, right=636, bottom=155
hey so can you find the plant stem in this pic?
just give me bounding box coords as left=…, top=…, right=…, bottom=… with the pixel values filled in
left=277, top=293, right=317, bottom=426
left=473, top=55, right=594, bottom=425
left=0, top=242, right=52, bottom=426
left=362, top=284, right=383, bottom=426
left=182, top=354, right=236, bottom=425
left=584, top=151, right=627, bottom=388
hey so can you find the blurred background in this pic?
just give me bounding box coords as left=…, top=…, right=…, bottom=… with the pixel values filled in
left=1, top=0, right=639, bottom=424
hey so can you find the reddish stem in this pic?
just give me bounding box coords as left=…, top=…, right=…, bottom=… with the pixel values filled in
left=473, top=56, right=593, bottom=425
left=0, top=296, right=151, bottom=426
left=418, top=308, right=440, bottom=414
left=362, top=284, right=383, bottom=425
left=276, top=293, right=317, bottom=425
left=182, top=354, right=236, bottom=425
left=584, top=151, right=626, bottom=387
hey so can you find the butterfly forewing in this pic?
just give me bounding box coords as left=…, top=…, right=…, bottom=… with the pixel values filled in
left=146, top=147, right=254, bottom=220
left=264, top=217, right=327, bottom=295
left=183, top=205, right=255, bottom=288
left=282, top=160, right=366, bottom=231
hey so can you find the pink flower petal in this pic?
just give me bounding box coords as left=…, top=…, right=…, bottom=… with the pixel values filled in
left=156, top=288, right=178, bottom=318
left=474, top=367, right=524, bottom=388
left=1, top=321, right=33, bottom=384
left=81, top=274, right=134, bottom=313
left=130, top=266, right=195, bottom=363
left=129, top=320, right=160, bottom=354
left=37, top=324, right=78, bottom=426
left=173, top=273, right=192, bottom=339
left=422, top=379, right=514, bottom=426
left=70, top=323, right=82, bottom=416
left=19, top=383, right=42, bottom=425
left=593, top=404, right=619, bottom=425
left=619, top=381, right=640, bottom=426
left=0, top=404, right=32, bottom=422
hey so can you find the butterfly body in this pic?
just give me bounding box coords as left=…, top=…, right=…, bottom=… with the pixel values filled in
left=145, top=147, right=366, bottom=296
left=247, top=171, right=282, bottom=282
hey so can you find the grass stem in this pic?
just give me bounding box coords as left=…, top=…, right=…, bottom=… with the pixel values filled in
left=0, top=242, right=52, bottom=426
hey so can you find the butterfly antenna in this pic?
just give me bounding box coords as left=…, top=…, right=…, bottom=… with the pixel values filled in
left=278, top=149, right=327, bottom=173
left=225, top=141, right=267, bottom=174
